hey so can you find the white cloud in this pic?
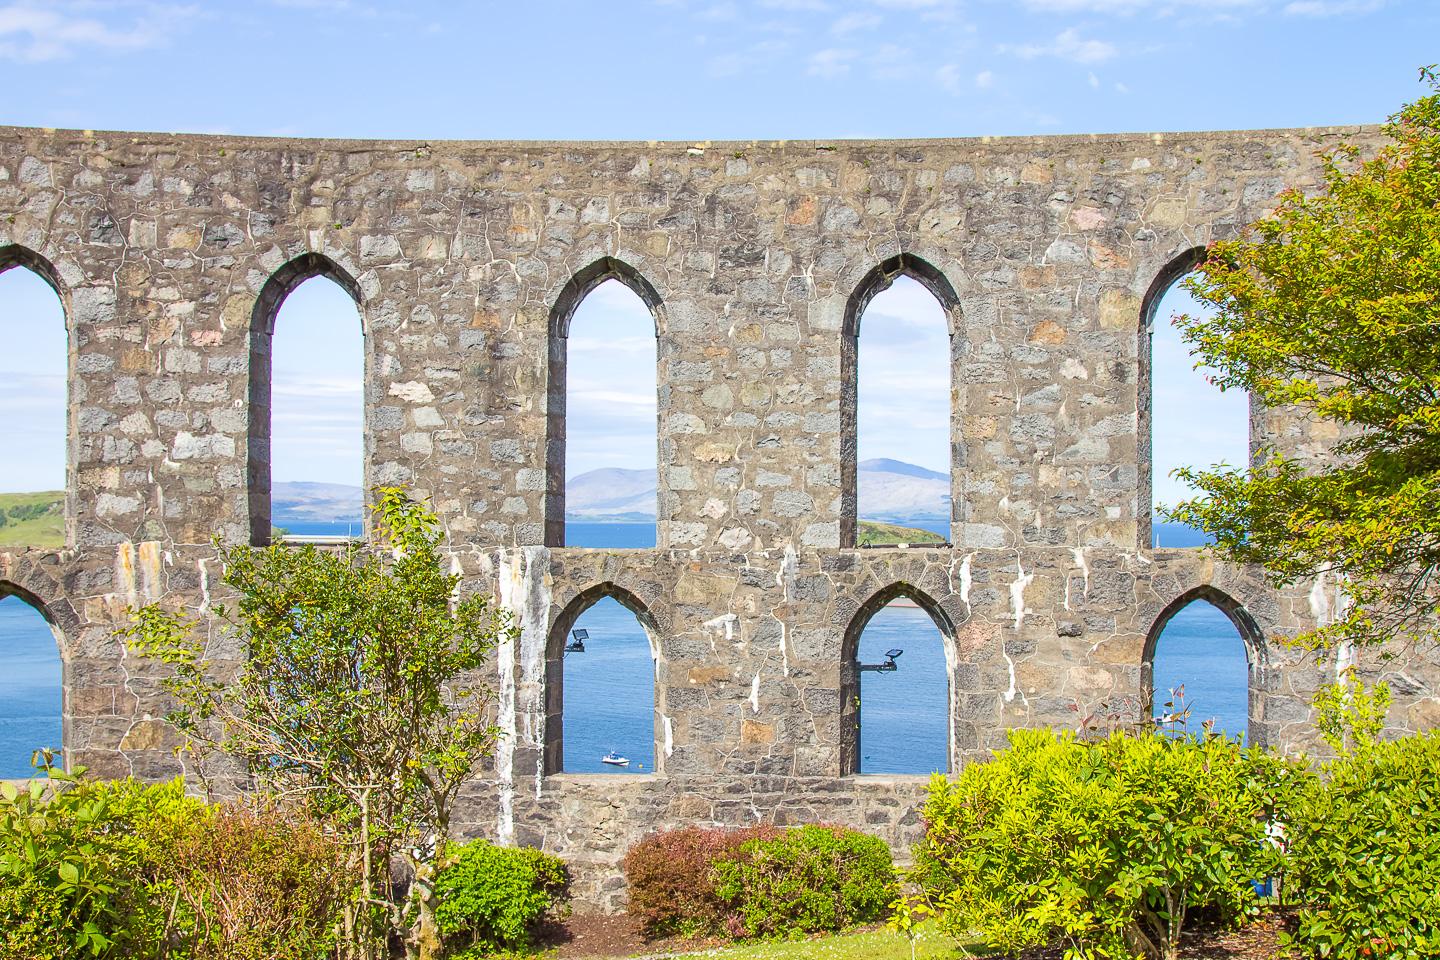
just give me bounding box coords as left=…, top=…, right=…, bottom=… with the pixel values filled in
left=0, top=2, right=182, bottom=62
left=974, top=69, right=994, bottom=89
left=867, top=43, right=913, bottom=79
left=759, top=0, right=830, bottom=9
left=707, top=38, right=790, bottom=76
left=869, top=0, right=953, bottom=8
left=1283, top=0, right=1382, bottom=15
left=807, top=47, right=857, bottom=78
left=832, top=10, right=882, bottom=32
left=697, top=1, right=738, bottom=21
left=1002, top=27, right=1116, bottom=64
left=1019, top=0, right=1261, bottom=10
left=935, top=63, right=963, bottom=95
left=1115, top=80, right=1130, bottom=93
left=1088, top=70, right=1100, bottom=88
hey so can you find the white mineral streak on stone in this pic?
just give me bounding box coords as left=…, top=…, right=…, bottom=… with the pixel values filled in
left=958, top=552, right=974, bottom=607
left=1002, top=645, right=1019, bottom=704
left=662, top=715, right=674, bottom=758
left=750, top=671, right=761, bottom=713
left=495, top=547, right=551, bottom=847
left=776, top=545, right=798, bottom=602
left=704, top=613, right=739, bottom=643
left=197, top=558, right=210, bottom=609
left=778, top=622, right=790, bottom=677
left=1009, top=560, right=1033, bottom=631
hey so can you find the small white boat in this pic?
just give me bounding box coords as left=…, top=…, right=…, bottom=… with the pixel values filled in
left=601, top=752, right=629, bottom=767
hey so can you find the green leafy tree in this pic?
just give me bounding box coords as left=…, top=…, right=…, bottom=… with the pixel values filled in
left=124, top=487, right=510, bottom=960
left=1168, top=68, right=1440, bottom=655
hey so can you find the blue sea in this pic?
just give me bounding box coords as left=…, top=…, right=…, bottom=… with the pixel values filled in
left=0, top=522, right=1248, bottom=779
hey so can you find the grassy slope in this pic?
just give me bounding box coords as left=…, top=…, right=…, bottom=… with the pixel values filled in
left=857, top=520, right=946, bottom=547
left=0, top=491, right=64, bottom=549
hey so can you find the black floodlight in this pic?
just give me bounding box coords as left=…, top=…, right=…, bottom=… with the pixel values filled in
left=859, top=648, right=903, bottom=673
left=565, top=628, right=588, bottom=653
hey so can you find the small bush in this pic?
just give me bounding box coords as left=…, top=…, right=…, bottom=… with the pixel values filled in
left=711, top=825, right=897, bottom=939
left=161, top=800, right=356, bottom=960
left=434, top=839, right=571, bottom=955
left=623, top=824, right=780, bottom=937
left=1282, top=730, right=1440, bottom=960
left=911, top=728, right=1299, bottom=960
left=624, top=824, right=894, bottom=940
left=0, top=767, right=207, bottom=960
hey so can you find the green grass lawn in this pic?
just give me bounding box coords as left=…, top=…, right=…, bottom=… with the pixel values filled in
left=856, top=521, right=946, bottom=547
left=0, top=491, right=64, bottom=549
left=654, top=923, right=971, bottom=960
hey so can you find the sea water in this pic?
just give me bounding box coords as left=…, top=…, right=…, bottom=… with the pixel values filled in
left=0, top=524, right=1249, bottom=779
left=0, top=596, right=63, bottom=778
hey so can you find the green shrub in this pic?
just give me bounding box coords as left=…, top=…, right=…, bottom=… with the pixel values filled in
left=622, top=825, right=780, bottom=937
left=0, top=765, right=207, bottom=960
left=624, top=824, right=894, bottom=941
left=1282, top=730, right=1440, bottom=960
left=433, top=839, right=571, bottom=956
left=711, top=825, right=897, bottom=939
left=161, top=800, right=356, bottom=960
left=911, top=728, right=1300, bottom=960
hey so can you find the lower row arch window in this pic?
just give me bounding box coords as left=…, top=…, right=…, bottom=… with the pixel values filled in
left=546, top=586, right=658, bottom=774
left=842, top=585, right=953, bottom=776
left=1146, top=588, right=1256, bottom=743
left=0, top=589, right=62, bottom=778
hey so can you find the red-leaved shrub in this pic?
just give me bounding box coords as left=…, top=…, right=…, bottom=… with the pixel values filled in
left=622, top=825, right=780, bottom=937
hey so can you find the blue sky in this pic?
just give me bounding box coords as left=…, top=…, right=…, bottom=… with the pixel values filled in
left=0, top=0, right=1423, bottom=500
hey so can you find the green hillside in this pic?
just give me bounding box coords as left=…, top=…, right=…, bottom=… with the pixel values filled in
left=0, top=491, right=64, bottom=549
left=857, top=519, right=946, bottom=547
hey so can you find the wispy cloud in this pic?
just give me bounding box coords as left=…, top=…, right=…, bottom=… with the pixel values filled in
left=1283, top=0, right=1382, bottom=15
left=832, top=10, right=882, bottom=32
left=1002, top=27, right=1116, bottom=64
left=1018, top=0, right=1262, bottom=11
left=759, top=0, right=830, bottom=9
left=0, top=2, right=187, bottom=62
left=808, top=46, right=857, bottom=78
left=974, top=68, right=994, bottom=89
left=708, top=38, right=791, bottom=76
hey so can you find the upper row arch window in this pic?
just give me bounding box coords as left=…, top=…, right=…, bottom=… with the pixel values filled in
left=1142, top=248, right=1250, bottom=549
left=0, top=246, right=66, bottom=549
left=546, top=259, right=662, bottom=550
left=249, top=254, right=365, bottom=545
left=844, top=255, right=958, bottom=548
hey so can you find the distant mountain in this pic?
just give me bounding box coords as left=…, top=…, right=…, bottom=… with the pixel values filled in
left=566, top=468, right=657, bottom=522
left=565, top=458, right=951, bottom=522
left=272, top=481, right=364, bottom=523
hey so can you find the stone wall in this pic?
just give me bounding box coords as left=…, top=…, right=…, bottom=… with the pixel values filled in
left=2, top=123, right=1437, bottom=909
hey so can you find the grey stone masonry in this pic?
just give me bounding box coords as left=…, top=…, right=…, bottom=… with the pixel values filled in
left=2, top=124, right=1436, bottom=908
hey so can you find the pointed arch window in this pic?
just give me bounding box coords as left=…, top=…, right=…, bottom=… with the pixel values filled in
left=545, top=584, right=660, bottom=775
left=1143, top=587, right=1261, bottom=744
left=844, top=255, right=959, bottom=548
left=0, top=247, right=67, bottom=548
left=841, top=584, right=954, bottom=775
left=1142, top=250, right=1250, bottom=548
left=546, top=259, right=662, bottom=549
left=0, top=588, right=63, bottom=777
left=250, top=254, right=364, bottom=544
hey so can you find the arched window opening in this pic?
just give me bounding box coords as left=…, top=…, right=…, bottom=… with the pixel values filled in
left=545, top=588, right=658, bottom=775
left=251, top=257, right=364, bottom=545
left=0, top=254, right=66, bottom=549
left=842, top=586, right=952, bottom=776
left=844, top=257, right=957, bottom=548
left=1145, top=589, right=1257, bottom=744
left=0, top=592, right=62, bottom=778
left=1144, top=253, right=1249, bottom=548
left=555, top=273, right=659, bottom=549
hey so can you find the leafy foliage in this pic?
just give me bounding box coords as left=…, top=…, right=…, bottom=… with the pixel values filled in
left=123, top=487, right=511, bottom=959
left=623, top=825, right=782, bottom=938
left=1281, top=730, right=1440, bottom=960
left=710, top=825, right=897, bottom=940
left=624, top=824, right=893, bottom=941
left=161, top=799, right=356, bottom=960
left=909, top=728, right=1301, bottom=960
left=1168, top=68, right=1440, bottom=652
left=433, top=840, right=570, bottom=956
left=0, top=761, right=205, bottom=959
